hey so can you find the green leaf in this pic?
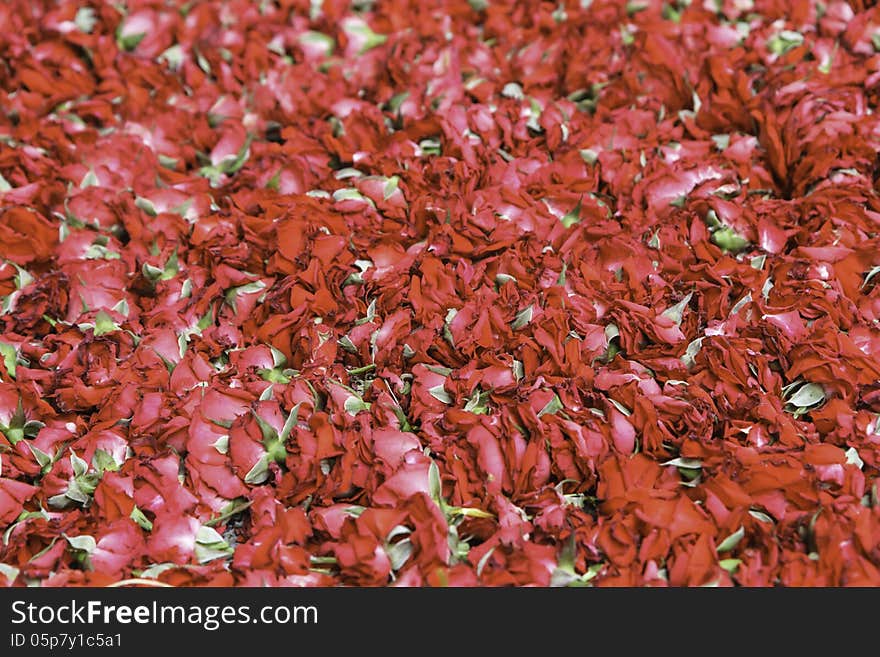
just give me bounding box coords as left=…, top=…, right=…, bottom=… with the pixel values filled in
left=818, top=47, right=834, bottom=74
left=47, top=493, right=74, bottom=509
left=681, top=336, right=703, bottom=369
left=22, top=420, right=43, bottom=440
left=0, top=563, right=19, bottom=582
left=550, top=536, right=602, bottom=587
left=220, top=136, right=253, bottom=174
left=138, top=563, right=177, bottom=579
left=333, top=187, right=370, bottom=204
left=556, top=262, right=567, bottom=286
left=0, top=342, right=17, bottom=379
left=309, top=555, right=338, bottom=567
left=845, top=447, right=864, bottom=470
left=608, top=398, right=631, bottom=417
left=449, top=506, right=494, bottom=519
left=298, top=31, right=335, bottom=56
left=419, top=138, right=441, bottom=156
left=212, top=435, right=229, bottom=455
left=224, top=280, right=266, bottom=311
left=716, top=526, right=744, bottom=553
left=580, top=149, right=599, bottom=164
left=605, top=324, right=620, bottom=342
left=785, top=382, right=825, bottom=409
left=135, top=196, right=157, bottom=216
left=748, top=509, right=774, bottom=524
left=266, top=169, right=281, bottom=191
left=343, top=19, right=388, bottom=54
left=195, top=48, right=211, bottom=74
left=28, top=537, right=59, bottom=563
left=346, top=363, right=376, bottom=376
left=549, top=536, right=577, bottom=584
left=264, top=345, right=285, bottom=368
left=160, top=250, right=179, bottom=280
left=661, top=457, right=702, bottom=469
left=258, top=385, right=274, bottom=402
left=711, top=226, right=750, bottom=253
left=70, top=474, right=97, bottom=499
left=118, top=31, right=147, bottom=52
left=385, top=537, right=413, bottom=571
left=428, top=461, right=443, bottom=506
left=343, top=395, right=371, bottom=415
left=428, top=385, right=452, bottom=404
left=194, top=525, right=234, bottom=564
left=512, top=359, right=524, bottom=382
left=158, top=45, right=185, bottom=70
left=661, top=292, right=692, bottom=326
left=70, top=451, right=89, bottom=478
left=252, top=410, right=279, bottom=445
left=93, top=310, right=119, bottom=336
left=719, top=558, right=741, bottom=574
left=80, top=169, right=99, bottom=189
left=203, top=498, right=252, bottom=527
left=862, top=265, right=880, bottom=289
left=476, top=545, right=496, bottom=577
left=142, top=263, right=163, bottom=281
left=463, top=388, right=490, bottom=415
left=28, top=444, right=53, bottom=472
left=338, top=335, right=358, bottom=353
left=767, top=30, right=803, bottom=56
left=2, top=426, right=22, bottom=446
left=626, top=0, right=649, bottom=14
left=385, top=523, right=412, bottom=542
left=74, top=7, right=97, bottom=33
left=387, top=91, right=409, bottom=114
left=92, top=448, right=119, bottom=474
left=64, top=534, right=96, bottom=554
left=84, top=243, right=121, bottom=260
left=762, top=277, right=774, bottom=301
left=383, top=175, right=400, bottom=200
left=130, top=506, right=153, bottom=531
left=199, top=136, right=253, bottom=183
left=11, top=263, right=33, bottom=290
left=711, top=134, right=730, bottom=151
left=3, top=510, right=47, bottom=545
left=279, top=403, right=301, bottom=443
left=560, top=197, right=583, bottom=228
left=265, top=431, right=287, bottom=464
left=244, top=453, right=270, bottom=485
left=537, top=394, right=564, bottom=418
left=113, top=299, right=130, bottom=318
left=443, top=308, right=457, bottom=347
left=343, top=505, right=366, bottom=518
left=511, top=305, right=533, bottom=330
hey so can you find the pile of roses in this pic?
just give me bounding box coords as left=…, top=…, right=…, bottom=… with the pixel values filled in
left=1, top=0, right=879, bottom=586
